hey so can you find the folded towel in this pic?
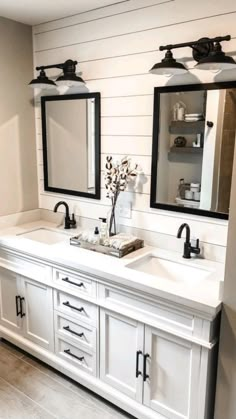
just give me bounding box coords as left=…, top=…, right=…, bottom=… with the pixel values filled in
left=76, top=231, right=138, bottom=250
left=108, top=233, right=138, bottom=250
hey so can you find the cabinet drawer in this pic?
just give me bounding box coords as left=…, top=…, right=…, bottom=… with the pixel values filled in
left=54, top=311, right=96, bottom=352
left=54, top=290, right=97, bottom=326
left=53, top=268, right=96, bottom=298
left=55, top=335, right=96, bottom=376
left=98, top=284, right=194, bottom=336
left=0, top=250, right=51, bottom=283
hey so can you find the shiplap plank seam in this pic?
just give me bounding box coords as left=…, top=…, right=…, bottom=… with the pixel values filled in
left=34, top=10, right=236, bottom=53
left=35, top=1, right=174, bottom=36
left=34, top=0, right=131, bottom=28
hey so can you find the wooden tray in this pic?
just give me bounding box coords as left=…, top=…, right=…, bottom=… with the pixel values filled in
left=70, top=236, right=144, bottom=258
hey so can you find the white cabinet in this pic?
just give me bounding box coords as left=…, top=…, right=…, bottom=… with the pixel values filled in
left=0, top=251, right=219, bottom=419
left=100, top=309, right=214, bottom=419
left=143, top=326, right=201, bottom=419
left=0, top=268, right=54, bottom=351
left=0, top=268, right=22, bottom=333
left=22, top=277, right=54, bottom=351
left=100, top=309, right=144, bottom=402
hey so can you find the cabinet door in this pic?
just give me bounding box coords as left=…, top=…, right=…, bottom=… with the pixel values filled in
left=22, top=277, right=54, bottom=351
left=0, top=268, right=22, bottom=333
left=143, top=326, right=201, bottom=419
left=100, top=309, right=144, bottom=402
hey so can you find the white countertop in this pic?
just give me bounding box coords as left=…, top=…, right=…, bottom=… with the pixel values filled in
left=0, top=220, right=224, bottom=318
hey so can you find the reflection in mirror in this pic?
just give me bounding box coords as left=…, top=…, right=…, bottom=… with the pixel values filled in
left=42, top=93, right=100, bottom=199
left=151, top=83, right=236, bottom=219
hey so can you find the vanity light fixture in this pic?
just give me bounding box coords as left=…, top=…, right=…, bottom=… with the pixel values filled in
left=149, top=49, right=188, bottom=76
left=150, top=35, right=236, bottom=77
left=29, top=69, right=57, bottom=89
left=29, top=59, right=85, bottom=89
left=195, top=40, right=236, bottom=71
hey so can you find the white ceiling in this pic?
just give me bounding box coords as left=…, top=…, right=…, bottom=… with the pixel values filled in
left=0, top=0, right=129, bottom=26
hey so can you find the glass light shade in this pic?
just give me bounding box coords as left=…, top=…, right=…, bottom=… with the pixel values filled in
left=195, top=60, right=236, bottom=71
left=28, top=81, right=56, bottom=89
left=149, top=65, right=188, bottom=77
left=56, top=75, right=85, bottom=87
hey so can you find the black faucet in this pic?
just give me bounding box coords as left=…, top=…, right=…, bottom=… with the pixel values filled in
left=53, top=201, right=76, bottom=229
left=177, top=223, right=200, bottom=259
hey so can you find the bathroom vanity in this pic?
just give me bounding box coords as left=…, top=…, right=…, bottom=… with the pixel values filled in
left=0, top=222, right=223, bottom=419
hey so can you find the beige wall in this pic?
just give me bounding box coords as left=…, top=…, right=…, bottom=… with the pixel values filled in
left=214, top=143, right=236, bottom=417
left=0, top=16, right=38, bottom=216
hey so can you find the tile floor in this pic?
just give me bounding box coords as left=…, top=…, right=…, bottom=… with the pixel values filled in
left=0, top=339, right=131, bottom=419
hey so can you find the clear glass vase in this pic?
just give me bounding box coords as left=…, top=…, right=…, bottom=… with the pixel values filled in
left=107, top=200, right=120, bottom=237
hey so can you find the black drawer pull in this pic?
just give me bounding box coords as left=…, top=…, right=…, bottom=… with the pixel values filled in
left=63, top=325, right=84, bottom=338
left=64, top=349, right=84, bottom=362
left=143, top=353, right=150, bottom=382
left=136, top=350, right=142, bottom=378
left=20, top=297, right=25, bottom=318
left=15, top=296, right=21, bottom=317
left=62, top=301, right=84, bottom=312
left=62, top=277, right=84, bottom=288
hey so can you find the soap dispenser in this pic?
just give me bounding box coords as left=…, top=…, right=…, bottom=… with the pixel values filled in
left=92, top=227, right=100, bottom=244
left=99, top=218, right=108, bottom=245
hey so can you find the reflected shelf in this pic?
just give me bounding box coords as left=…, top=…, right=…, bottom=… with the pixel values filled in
left=169, top=146, right=203, bottom=154
left=169, top=120, right=205, bottom=134
left=168, top=146, right=203, bottom=161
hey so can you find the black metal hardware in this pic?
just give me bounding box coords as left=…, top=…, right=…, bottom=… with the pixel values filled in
left=136, top=350, right=142, bottom=378
left=61, top=277, right=84, bottom=287
left=207, top=121, right=214, bottom=128
left=143, top=353, right=150, bottom=382
left=53, top=201, right=77, bottom=229
left=15, top=296, right=21, bottom=317
left=62, top=301, right=84, bottom=312
left=177, top=223, right=201, bottom=259
left=159, top=35, right=231, bottom=64
left=36, top=59, right=78, bottom=72
left=63, top=325, right=84, bottom=338
left=64, top=349, right=84, bottom=362
left=20, top=297, right=25, bottom=318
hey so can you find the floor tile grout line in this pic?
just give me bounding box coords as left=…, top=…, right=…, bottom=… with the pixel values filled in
left=0, top=375, right=58, bottom=419
left=0, top=340, right=27, bottom=360
left=0, top=344, right=105, bottom=417
left=20, top=355, right=112, bottom=413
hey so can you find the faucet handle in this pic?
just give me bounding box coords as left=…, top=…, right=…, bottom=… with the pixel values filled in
left=71, top=213, right=77, bottom=228
left=191, top=238, right=200, bottom=255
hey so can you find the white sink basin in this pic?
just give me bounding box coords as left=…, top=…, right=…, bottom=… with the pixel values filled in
left=127, top=254, right=212, bottom=282
left=17, top=228, right=70, bottom=245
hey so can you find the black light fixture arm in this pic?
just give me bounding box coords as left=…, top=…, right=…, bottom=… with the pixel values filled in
left=36, top=60, right=78, bottom=72
left=159, top=35, right=231, bottom=51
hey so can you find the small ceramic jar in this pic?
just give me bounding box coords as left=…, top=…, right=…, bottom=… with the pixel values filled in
left=190, top=183, right=200, bottom=193
left=185, top=190, right=193, bottom=200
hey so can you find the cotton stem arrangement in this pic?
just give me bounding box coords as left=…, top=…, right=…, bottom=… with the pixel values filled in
left=104, top=156, right=141, bottom=236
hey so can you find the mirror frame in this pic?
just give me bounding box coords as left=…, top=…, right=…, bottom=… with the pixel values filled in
left=41, top=92, right=101, bottom=200
left=150, top=81, right=236, bottom=220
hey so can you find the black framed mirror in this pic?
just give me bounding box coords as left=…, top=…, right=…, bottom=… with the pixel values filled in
left=41, top=92, right=100, bottom=199
left=150, top=82, right=236, bottom=220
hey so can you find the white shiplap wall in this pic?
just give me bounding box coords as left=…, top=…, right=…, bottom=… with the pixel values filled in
left=32, top=0, right=236, bottom=249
